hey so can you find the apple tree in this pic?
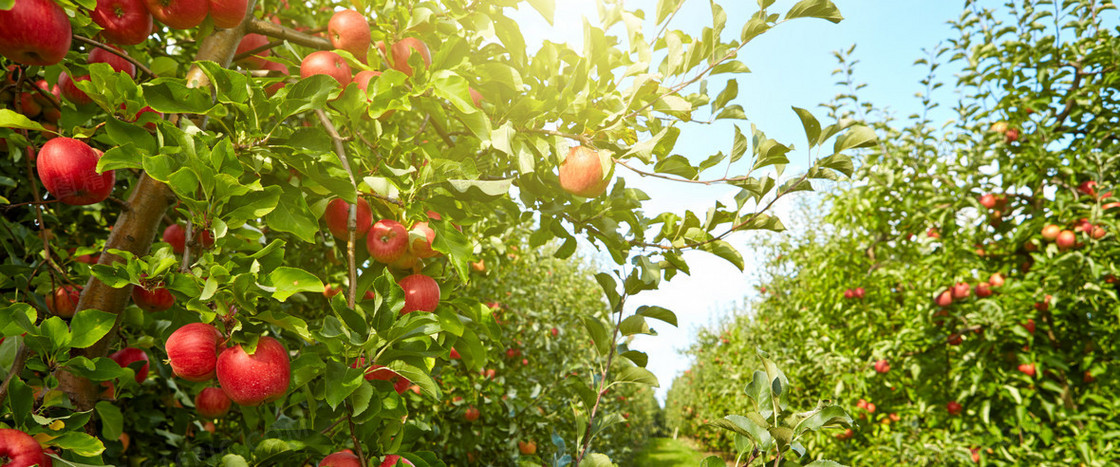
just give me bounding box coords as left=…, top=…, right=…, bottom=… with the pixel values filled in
left=0, top=0, right=870, bottom=464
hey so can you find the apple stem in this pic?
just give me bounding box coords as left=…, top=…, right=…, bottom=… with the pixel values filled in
left=71, top=35, right=156, bottom=79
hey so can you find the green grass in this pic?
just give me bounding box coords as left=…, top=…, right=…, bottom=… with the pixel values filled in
left=633, top=437, right=711, bottom=466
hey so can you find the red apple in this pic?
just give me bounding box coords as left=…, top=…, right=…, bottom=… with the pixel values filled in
left=390, top=37, right=431, bottom=76
left=208, top=0, right=247, bottom=29
left=0, top=428, right=52, bottom=467
left=469, top=87, right=483, bottom=108
left=363, top=290, right=376, bottom=300
left=843, top=289, right=854, bottom=299
left=93, top=0, right=153, bottom=45
left=36, top=138, right=116, bottom=205
left=398, top=274, right=440, bottom=314
left=144, top=0, right=208, bottom=30
left=464, top=406, right=480, bottom=422
left=449, top=348, right=460, bottom=359
left=366, top=219, right=408, bottom=263
left=320, top=450, right=361, bottom=467
left=163, top=223, right=214, bottom=254
left=323, top=197, right=372, bottom=240
left=988, top=273, right=1004, bottom=287
left=235, top=33, right=271, bottom=69
left=0, top=0, right=71, bottom=66
left=559, top=146, right=611, bottom=197
left=1078, top=180, right=1098, bottom=197
left=216, top=336, right=291, bottom=406
left=978, top=193, right=997, bottom=209
left=132, top=284, right=175, bottom=312
left=518, top=441, right=537, bottom=455
left=194, top=387, right=231, bottom=418
left=947, top=333, right=962, bottom=345
left=166, top=322, right=223, bottom=382
left=408, top=221, right=437, bottom=258
left=379, top=454, right=415, bottom=467
left=1056, top=229, right=1075, bottom=250
left=853, top=287, right=865, bottom=299
left=90, top=45, right=138, bottom=77
left=1004, top=127, right=1020, bottom=143
left=59, top=73, right=94, bottom=105
left=46, top=284, right=82, bottom=318
left=975, top=282, right=992, bottom=298
left=328, top=10, right=371, bottom=61
left=17, top=91, right=41, bottom=118
left=300, top=50, right=351, bottom=86
left=935, top=290, right=953, bottom=307
left=262, top=59, right=289, bottom=95
left=352, top=69, right=381, bottom=94
left=951, top=282, right=970, bottom=300
left=1017, top=363, right=1036, bottom=377
left=323, top=284, right=341, bottom=299
left=873, top=359, right=889, bottom=374
left=1041, top=224, right=1061, bottom=241
left=946, top=401, right=963, bottom=415
left=1034, top=295, right=1052, bottom=311
left=109, top=347, right=150, bottom=383
left=550, top=327, right=559, bottom=337
left=1023, top=319, right=1035, bottom=334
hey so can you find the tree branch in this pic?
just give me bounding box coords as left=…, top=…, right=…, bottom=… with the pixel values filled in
left=246, top=18, right=333, bottom=51
left=314, top=109, right=360, bottom=308
left=72, top=35, right=157, bottom=79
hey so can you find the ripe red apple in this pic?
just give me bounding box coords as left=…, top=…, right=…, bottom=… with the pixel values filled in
left=163, top=223, right=214, bottom=254
left=17, top=91, right=42, bottom=118
left=380, top=455, right=415, bottom=467
left=352, top=69, right=381, bottom=95
left=449, top=348, right=461, bottom=359
left=144, top=0, right=208, bottom=30
left=970, top=447, right=981, bottom=463
left=550, top=327, right=559, bottom=337
left=300, top=50, right=351, bottom=86
left=262, top=59, right=289, bottom=95
left=0, top=0, right=71, bottom=66
left=166, top=322, right=223, bottom=382
left=93, top=0, right=153, bottom=45
left=975, top=282, right=992, bottom=298
left=216, top=336, right=291, bottom=406
left=1023, top=319, right=1035, bottom=334
left=390, top=37, right=431, bottom=76
left=1084, top=370, right=1095, bottom=383
left=1004, top=127, right=1020, bottom=142
left=988, top=273, right=1005, bottom=287
left=194, top=387, right=231, bottom=418
left=464, top=406, right=480, bottom=422
left=208, top=0, right=247, bottom=28
left=1056, top=229, right=1075, bottom=250
left=470, top=260, right=486, bottom=272
left=59, top=73, right=94, bottom=105
left=1017, top=363, right=1036, bottom=377
left=853, top=287, right=865, bottom=299
left=935, top=290, right=953, bottom=307
left=320, top=450, right=361, bottom=467
left=36, top=138, right=116, bottom=205
left=947, top=401, right=963, bottom=415
left=947, top=333, right=962, bottom=345
left=109, top=347, right=149, bottom=383
left=469, top=87, right=484, bottom=108
left=328, top=10, right=371, bottom=61
left=90, top=46, right=138, bottom=78
left=408, top=222, right=438, bottom=258
left=518, top=441, right=537, bottom=455
left=0, top=428, right=52, bottom=467
left=978, top=193, right=997, bottom=209
left=323, top=197, right=373, bottom=240
left=559, top=146, right=611, bottom=197
left=873, top=359, right=890, bottom=374
left=235, top=33, right=271, bottom=69
left=1034, top=295, right=1052, bottom=311
left=835, top=428, right=854, bottom=440
left=843, top=289, right=854, bottom=299
left=323, top=284, right=342, bottom=299
left=46, top=285, right=82, bottom=318
left=398, top=274, right=440, bottom=314
left=132, top=284, right=175, bottom=312
left=1041, top=224, right=1061, bottom=241
left=951, top=282, right=970, bottom=300
left=1078, top=180, right=1098, bottom=197
left=366, top=219, right=408, bottom=263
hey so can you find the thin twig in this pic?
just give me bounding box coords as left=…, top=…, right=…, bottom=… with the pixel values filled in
left=574, top=289, right=628, bottom=464
left=72, top=35, right=157, bottom=78
left=314, top=109, right=359, bottom=308
left=346, top=405, right=367, bottom=466
left=0, top=343, right=31, bottom=408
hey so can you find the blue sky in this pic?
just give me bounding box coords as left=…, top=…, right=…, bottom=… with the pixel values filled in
left=511, top=0, right=965, bottom=401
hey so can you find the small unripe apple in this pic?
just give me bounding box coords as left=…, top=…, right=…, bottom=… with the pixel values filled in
left=166, top=322, right=223, bottom=382
left=320, top=450, right=361, bottom=467
left=194, top=387, right=231, bottom=418
left=367, top=219, right=408, bottom=263
left=951, top=282, right=970, bottom=300
left=464, top=406, right=480, bottom=422
left=109, top=347, right=149, bottom=383
left=1017, top=363, right=1036, bottom=377
left=46, top=284, right=82, bottom=318
left=216, top=336, right=291, bottom=406
left=559, top=146, right=611, bottom=197
left=390, top=37, right=431, bottom=76
left=398, top=274, right=440, bottom=314
left=36, top=138, right=115, bottom=205
left=323, top=197, right=373, bottom=240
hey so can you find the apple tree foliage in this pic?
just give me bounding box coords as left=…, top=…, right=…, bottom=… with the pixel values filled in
left=667, top=0, right=1120, bottom=464
left=0, top=0, right=869, bottom=464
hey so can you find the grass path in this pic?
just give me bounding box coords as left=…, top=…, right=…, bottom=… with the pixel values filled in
left=633, top=437, right=711, bottom=466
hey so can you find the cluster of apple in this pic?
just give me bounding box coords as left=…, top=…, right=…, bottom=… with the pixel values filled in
left=988, top=121, right=1020, bottom=144
left=934, top=273, right=1004, bottom=309
left=977, top=192, right=1009, bottom=226
left=319, top=450, right=415, bottom=467
left=0, top=428, right=54, bottom=467
left=165, top=322, right=291, bottom=418
left=842, top=287, right=865, bottom=300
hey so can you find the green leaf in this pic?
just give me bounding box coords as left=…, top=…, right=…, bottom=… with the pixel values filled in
left=616, top=366, right=659, bottom=386
left=794, top=405, right=853, bottom=435
left=68, top=309, right=117, bottom=349
left=741, top=17, right=770, bottom=43
left=264, top=184, right=318, bottom=243
left=698, top=240, right=744, bottom=271
left=791, top=107, right=821, bottom=147
left=63, top=357, right=129, bottom=381
left=582, top=317, right=611, bottom=355
left=833, top=125, right=877, bottom=152
left=527, top=0, right=555, bottom=24
left=713, top=79, right=739, bottom=112
left=324, top=361, right=364, bottom=410
left=40, top=317, right=71, bottom=351
left=264, top=267, right=324, bottom=301
left=95, top=401, right=123, bottom=441
left=785, top=0, right=844, bottom=23
left=444, top=179, right=513, bottom=197
left=0, top=109, right=46, bottom=131
left=47, top=431, right=105, bottom=456
left=620, top=350, right=648, bottom=367
left=804, top=461, right=845, bottom=467
left=636, top=305, right=678, bottom=326
left=619, top=315, right=652, bottom=336
left=220, top=455, right=251, bottom=467
left=816, top=154, right=854, bottom=177
left=701, top=456, right=726, bottom=467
